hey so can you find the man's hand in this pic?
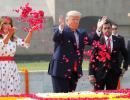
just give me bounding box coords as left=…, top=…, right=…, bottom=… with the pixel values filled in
left=97, top=16, right=108, bottom=31
left=88, top=75, right=96, bottom=83
left=59, top=15, right=65, bottom=31
left=120, top=68, right=126, bottom=76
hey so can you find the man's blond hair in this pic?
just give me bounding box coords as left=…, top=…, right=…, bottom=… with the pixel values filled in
left=66, top=10, right=81, bottom=20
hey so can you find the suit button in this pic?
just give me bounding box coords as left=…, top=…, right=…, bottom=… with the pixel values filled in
left=68, top=40, right=71, bottom=43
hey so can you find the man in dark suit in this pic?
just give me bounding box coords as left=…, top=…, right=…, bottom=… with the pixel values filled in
left=88, top=18, right=128, bottom=90
left=48, top=10, right=97, bottom=93
left=112, top=23, right=127, bottom=68
left=127, top=40, right=130, bottom=66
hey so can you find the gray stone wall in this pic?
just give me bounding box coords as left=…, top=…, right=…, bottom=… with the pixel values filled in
left=54, top=0, right=130, bottom=44
left=54, top=0, right=130, bottom=25
left=0, top=0, right=130, bottom=54
left=119, top=25, right=130, bottom=45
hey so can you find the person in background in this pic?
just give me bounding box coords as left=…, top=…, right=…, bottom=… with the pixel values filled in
left=0, top=16, right=35, bottom=95
left=112, top=23, right=127, bottom=70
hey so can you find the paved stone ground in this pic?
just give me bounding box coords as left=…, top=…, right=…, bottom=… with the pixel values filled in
left=76, top=68, right=130, bottom=91
left=20, top=68, right=130, bottom=93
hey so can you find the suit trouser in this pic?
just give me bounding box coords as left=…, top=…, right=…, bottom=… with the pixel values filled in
left=51, top=72, right=78, bottom=93
left=94, top=70, right=120, bottom=90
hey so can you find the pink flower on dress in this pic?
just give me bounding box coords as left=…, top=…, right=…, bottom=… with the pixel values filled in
left=0, top=32, right=3, bottom=35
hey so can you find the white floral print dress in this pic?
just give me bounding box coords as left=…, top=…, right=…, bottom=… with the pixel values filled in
left=0, top=36, right=29, bottom=95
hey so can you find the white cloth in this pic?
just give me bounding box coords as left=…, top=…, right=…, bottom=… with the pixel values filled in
left=0, top=37, right=29, bottom=95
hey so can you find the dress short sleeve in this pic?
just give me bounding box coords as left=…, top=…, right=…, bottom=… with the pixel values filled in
left=14, top=37, right=30, bottom=48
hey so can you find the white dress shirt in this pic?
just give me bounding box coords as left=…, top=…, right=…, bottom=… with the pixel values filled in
left=74, top=31, right=79, bottom=48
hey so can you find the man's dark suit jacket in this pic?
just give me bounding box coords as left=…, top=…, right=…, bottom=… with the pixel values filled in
left=127, top=40, right=130, bottom=65
left=48, top=25, right=94, bottom=78
left=117, top=35, right=126, bottom=68
left=89, top=35, right=128, bottom=82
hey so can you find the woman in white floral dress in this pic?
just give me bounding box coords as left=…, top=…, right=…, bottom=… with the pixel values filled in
left=0, top=16, right=35, bottom=95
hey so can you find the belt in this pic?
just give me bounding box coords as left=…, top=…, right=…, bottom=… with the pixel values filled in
left=0, top=56, right=14, bottom=61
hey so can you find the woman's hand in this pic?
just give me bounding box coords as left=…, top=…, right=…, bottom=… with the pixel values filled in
left=29, top=26, right=37, bottom=33
left=7, top=27, right=16, bottom=35
left=3, top=27, right=16, bottom=44
left=24, top=26, right=36, bottom=44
